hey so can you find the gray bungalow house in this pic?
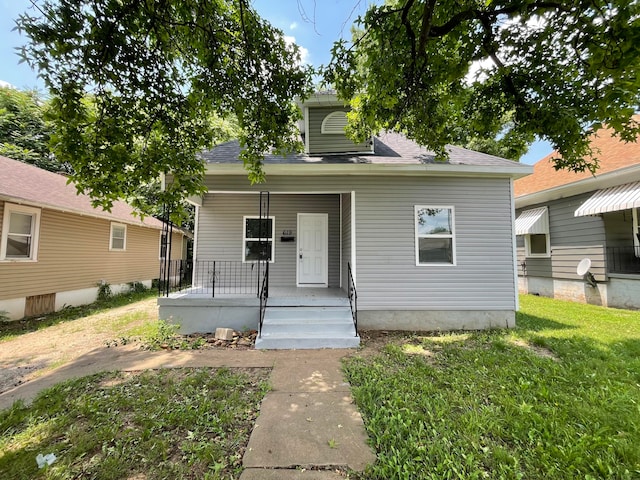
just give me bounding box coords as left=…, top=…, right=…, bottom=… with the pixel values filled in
left=515, top=123, right=640, bottom=309
left=158, top=93, right=532, bottom=348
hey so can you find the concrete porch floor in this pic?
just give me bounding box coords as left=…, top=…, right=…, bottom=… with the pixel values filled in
left=167, top=286, right=346, bottom=300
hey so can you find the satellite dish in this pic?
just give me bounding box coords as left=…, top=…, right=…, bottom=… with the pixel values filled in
left=576, top=258, right=592, bottom=276
left=577, top=258, right=597, bottom=287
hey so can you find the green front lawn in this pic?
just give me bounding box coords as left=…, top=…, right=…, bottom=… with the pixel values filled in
left=0, top=368, right=270, bottom=479
left=345, top=295, right=640, bottom=479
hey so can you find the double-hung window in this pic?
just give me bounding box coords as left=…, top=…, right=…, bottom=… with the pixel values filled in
left=415, top=206, right=456, bottom=265
left=243, top=216, right=275, bottom=262
left=110, top=223, right=127, bottom=251
left=159, top=233, right=168, bottom=260
left=1, top=203, right=41, bottom=261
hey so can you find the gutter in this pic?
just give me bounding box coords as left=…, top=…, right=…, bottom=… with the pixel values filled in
left=204, top=162, right=533, bottom=179
left=515, top=164, right=640, bottom=208
left=0, top=194, right=165, bottom=231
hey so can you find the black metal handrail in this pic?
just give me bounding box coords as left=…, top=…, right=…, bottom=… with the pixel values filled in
left=607, top=246, right=640, bottom=274
left=347, top=261, right=358, bottom=336
left=258, top=261, right=269, bottom=338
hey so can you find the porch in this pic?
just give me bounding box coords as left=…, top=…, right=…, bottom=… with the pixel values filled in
left=607, top=246, right=640, bottom=275
left=157, top=259, right=359, bottom=349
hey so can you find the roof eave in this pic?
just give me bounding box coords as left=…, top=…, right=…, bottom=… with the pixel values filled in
left=515, top=164, right=640, bottom=209
left=0, top=193, right=165, bottom=231
left=204, top=162, right=533, bottom=179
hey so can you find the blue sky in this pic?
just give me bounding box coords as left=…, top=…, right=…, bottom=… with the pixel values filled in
left=0, top=0, right=551, bottom=163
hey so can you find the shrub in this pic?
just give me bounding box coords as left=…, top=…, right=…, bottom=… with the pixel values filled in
left=96, top=281, right=112, bottom=302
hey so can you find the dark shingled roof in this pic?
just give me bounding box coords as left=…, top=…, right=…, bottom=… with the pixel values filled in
left=199, top=131, right=520, bottom=168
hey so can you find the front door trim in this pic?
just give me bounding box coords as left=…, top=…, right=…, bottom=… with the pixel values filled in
left=296, top=213, right=329, bottom=287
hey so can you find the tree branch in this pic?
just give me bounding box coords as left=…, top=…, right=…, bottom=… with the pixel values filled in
left=417, top=0, right=436, bottom=55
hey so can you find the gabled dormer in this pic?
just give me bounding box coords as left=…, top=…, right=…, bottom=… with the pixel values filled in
left=298, top=93, right=374, bottom=155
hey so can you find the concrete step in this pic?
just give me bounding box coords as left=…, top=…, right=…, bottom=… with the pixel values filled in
left=255, top=335, right=360, bottom=350
left=267, top=296, right=350, bottom=307
left=262, top=322, right=356, bottom=336
left=263, top=306, right=353, bottom=324
left=257, top=305, right=359, bottom=350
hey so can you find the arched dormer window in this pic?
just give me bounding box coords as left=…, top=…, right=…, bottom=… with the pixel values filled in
left=321, top=111, right=348, bottom=134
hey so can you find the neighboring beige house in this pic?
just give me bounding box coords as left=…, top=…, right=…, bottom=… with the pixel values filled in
left=0, top=155, right=185, bottom=320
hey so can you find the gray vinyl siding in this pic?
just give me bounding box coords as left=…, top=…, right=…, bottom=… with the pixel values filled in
left=516, top=193, right=606, bottom=281
left=197, top=193, right=340, bottom=287
left=204, top=175, right=517, bottom=311
left=307, top=107, right=371, bottom=155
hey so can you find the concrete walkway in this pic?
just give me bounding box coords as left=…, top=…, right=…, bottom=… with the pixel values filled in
left=0, top=346, right=376, bottom=478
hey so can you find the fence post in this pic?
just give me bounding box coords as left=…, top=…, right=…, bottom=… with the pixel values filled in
left=212, top=260, right=216, bottom=298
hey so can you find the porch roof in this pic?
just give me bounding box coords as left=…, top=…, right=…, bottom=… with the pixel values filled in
left=199, top=132, right=532, bottom=178
left=574, top=181, right=640, bottom=216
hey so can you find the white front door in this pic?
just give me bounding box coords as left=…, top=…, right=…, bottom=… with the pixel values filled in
left=297, top=213, right=328, bottom=285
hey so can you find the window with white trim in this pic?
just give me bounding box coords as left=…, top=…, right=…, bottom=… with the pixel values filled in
left=415, top=206, right=456, bottom=265
left=110, top=223, right=127, bottom=251
left=0, top=203, right=41, bottom=261
left=243, top=216, right=274, bottom=262
left=321, top=111, right=348, bottom=134
left=525, top=233, right=550, bottom=257
left=159, top=232, right=168, bottom=260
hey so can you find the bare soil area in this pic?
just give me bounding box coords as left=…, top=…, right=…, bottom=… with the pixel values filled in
left=0, top=298, right=158, bottom=394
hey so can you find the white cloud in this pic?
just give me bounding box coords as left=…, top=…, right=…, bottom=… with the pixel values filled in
left=0, top=80, right=15, bottom=89
left=289, top=21, right=298, bottom=30
left=284, top=35, right=310, bottom=65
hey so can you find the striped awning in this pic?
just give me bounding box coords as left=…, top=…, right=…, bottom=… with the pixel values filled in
left=575, top=181, right=640, bottom=217
left=515, top=207, right=549, bottom=235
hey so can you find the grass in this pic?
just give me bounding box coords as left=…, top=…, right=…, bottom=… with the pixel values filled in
left=0, top=368, right=270, bottom=479
left=345, top=295, right=640, bottom=479
left=0, top=289, right=157, bottom=343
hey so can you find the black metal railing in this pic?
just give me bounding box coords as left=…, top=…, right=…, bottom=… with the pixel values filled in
left=607, top=246, right=640, bottom=274
left=158, top=259, right=193, bottom=295
left=347, top=262, right=358, bottom=336
left=159, top=260, right=265, bottom=296
left=258, top=261, right=269, bottom=338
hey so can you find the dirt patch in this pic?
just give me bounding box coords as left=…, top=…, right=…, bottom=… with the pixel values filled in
left=510, top=338, right=559, bottom=361
left=0, top=298, right=157, bottom=395
left=354, top=330, right=433, bottom=358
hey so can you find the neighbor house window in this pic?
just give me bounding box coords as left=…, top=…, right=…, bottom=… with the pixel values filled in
left=415, top=206, right=456, bottom=265
left=243, top=216, right=274, bottom=262
left=0, top=203, right=41, bottom=261
left=525, top=233, right=550, bottom=257
left=159, top=233, right=167, bottom=260
left=321, top=111, right=348, bottom=134
left=110, top=223, right=127, bottom=251
left=514, top=206, right=551, bottom=258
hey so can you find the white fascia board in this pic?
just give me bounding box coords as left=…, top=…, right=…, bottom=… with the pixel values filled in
left=296, top=93, right=345, bottom=108
left=515, top=164, right=640, bottom=209
left=204, top=162, right=533, bottom=179
left=0, top=194, right=164, bottom=231
left=186, top=195, right=203, bottom=207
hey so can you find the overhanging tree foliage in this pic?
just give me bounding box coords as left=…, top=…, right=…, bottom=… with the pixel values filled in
left=17, top=0, right=313, bottom=218
left=0, top=86, right=70, bottom=172
left=325, top=0, right=640, bottom=170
